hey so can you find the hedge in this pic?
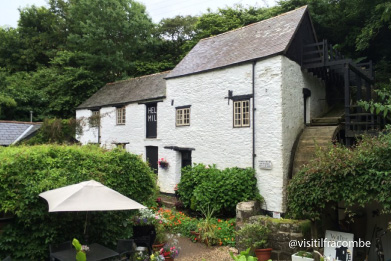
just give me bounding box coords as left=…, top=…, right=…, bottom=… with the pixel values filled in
left=0, top=145, right=157, bottom=260
left=287, top=130, right=391, bottom=220
left=177, top=164, right=261, bottom=216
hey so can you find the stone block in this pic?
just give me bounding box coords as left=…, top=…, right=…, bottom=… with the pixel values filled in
left=236, top=201, right=261, bottom=223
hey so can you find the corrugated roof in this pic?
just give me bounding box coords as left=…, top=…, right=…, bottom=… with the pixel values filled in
left=0, top=121, right=42, bottom=146
left=77, top=71, right=169, bottom=109
left=166, top=6, right=308, bottom=79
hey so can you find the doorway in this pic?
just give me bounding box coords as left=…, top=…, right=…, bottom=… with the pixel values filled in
left=181, top=150, right=192, bottom=169
left=146, top=146, right=158, bottom=174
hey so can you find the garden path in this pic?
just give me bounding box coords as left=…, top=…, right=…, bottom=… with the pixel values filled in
left=159, top=194, right=234, bottom=260
left=174, top=236, right=232, bottom=261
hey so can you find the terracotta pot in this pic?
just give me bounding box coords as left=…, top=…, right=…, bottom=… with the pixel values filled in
left=255, top=248, right=272, bottom=261
left=190, top=231, right=200, bottom=238
left=164, top=257, right=174, bottom=261
left=152, top=242, right=165, bottom=251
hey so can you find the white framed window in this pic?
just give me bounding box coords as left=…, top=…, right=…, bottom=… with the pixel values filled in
left=116, top=106, right=126, bottom=125
left=176, top=107, right=190, bottom=126
left=233, top=100, right=250, bottom=127
left=90, top=110, right=100, bottom=127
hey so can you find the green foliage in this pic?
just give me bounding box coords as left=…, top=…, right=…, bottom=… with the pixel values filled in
left=0, top=145, right=157, bottom=260
left=24, top=118, right=80, bottom=145
left=288, top=130, right=391, bottom=220
left=0, top=94, right=16, bottom=117
left=358, top=80, right=391, bottom=119
left=230, top=248, right=257, bottom=261
left=72, top=238, right=86, bottom=261
left=236, top=222, right=269, bottom=251
left=177, top=164, right=261, bottom=216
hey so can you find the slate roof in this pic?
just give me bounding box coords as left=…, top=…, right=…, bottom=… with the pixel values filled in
left=0, top=121, right=42, bottom=146
left=166, top=6, right=308, bottom=79
left=77, top=71, right=169, bottom=109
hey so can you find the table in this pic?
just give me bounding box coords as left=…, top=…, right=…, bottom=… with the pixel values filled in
left=50, top=243, right=119, bottom=261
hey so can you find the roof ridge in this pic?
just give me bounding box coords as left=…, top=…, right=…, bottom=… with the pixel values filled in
left=107, top=70, right=171, bottom=85
left=0, top=120, right=42, bottom=124
left=199, top=6, right=308, bottom=42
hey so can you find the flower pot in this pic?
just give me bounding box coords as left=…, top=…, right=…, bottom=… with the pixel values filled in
left=190, top=231, right=200, bottom=239
left=152, top=242, right=165, bottom=251
left=255, top=248, right=272, bottom=261
left=159, top=162, right=169, bottom=169
left=164, top=257, right=174, bottom=261
left=291, top=253, right=314, bottom=261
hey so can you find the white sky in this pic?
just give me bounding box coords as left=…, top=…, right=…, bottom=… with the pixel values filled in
left=0, top=0, right=277, bottom=28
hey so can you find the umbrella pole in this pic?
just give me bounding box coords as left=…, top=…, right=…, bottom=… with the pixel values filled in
left=84, top=212, right=89, bottom=244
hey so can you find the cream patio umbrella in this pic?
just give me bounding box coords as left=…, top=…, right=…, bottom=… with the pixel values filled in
left=39, top=180, right=146, bottom=239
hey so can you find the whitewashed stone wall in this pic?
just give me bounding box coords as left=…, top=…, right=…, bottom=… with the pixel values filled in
left=76, top=109, right=99, bottom=144
left=253, top=56, right=285, bottom=212
left=280, top=56, right=327, bottom=211
left=159, top=65, right=254, bottom=193
left=76, top=55, right=327, bottom=213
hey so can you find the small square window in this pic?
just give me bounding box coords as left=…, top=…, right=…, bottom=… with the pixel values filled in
left=176, top=107, right=190, bottom=126
left=233, top=100, right=250, bottom=127
left=116, top=107, right=126, bottom=125
left=90, top=110, right=100, bottom=127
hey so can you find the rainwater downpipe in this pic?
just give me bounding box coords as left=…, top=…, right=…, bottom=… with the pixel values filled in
left=303, top=88, right=311, bottom=125
left=252, top=61, right=256, bottom=169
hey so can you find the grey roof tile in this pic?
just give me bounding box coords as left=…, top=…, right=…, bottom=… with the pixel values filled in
left=77, top=71, right=169, bottom=109
left=166, top=6, right=307, bottom=79
left=0, top=121, right=42, bottom=146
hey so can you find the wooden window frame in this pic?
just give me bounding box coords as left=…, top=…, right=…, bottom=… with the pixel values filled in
left=233, top=100, right=250, bottom=128
left=176, top=107, right=190, bottom=126
left=90, top=110, right=100, bottom=127
left=116, top=106, right=126, bottom=125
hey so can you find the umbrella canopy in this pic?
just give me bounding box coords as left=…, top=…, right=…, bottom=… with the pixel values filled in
left=39, top=180, right=146, bottom=212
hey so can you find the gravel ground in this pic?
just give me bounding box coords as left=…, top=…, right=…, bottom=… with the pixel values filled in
left=174, top=236, right=234, bottom=261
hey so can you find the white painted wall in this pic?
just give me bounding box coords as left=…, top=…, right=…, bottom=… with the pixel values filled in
left=280, top=56, right=328, bottom=211
left=76, top=55, right=328, bottom=213
left=76, top=109, right=99, bottom=144
left=159, top=64, right=254, bottom=193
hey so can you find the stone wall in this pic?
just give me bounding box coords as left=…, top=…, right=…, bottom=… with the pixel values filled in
left=236, top=202, right=311, bottom=260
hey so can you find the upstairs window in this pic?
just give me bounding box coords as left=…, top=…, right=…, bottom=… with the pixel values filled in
left=116, top=106, right=126, bottom=125
left=233, top=100, right=250, bottom=127
left=176, top=106, right=190, bottom=126
left=90, top=110, right=100, bottom=127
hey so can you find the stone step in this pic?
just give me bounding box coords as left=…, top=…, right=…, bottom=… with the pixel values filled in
left=292, top=125, right=339, bottom=176
left=159, top=194, right=177, bottom=208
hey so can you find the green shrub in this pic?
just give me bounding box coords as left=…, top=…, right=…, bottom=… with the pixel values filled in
left=236, top=222, right=269, bottom=252
left=23, top=118, right=81, bottom=145
left=177, top=164, right=261, bottom=216
left=0, top=145, right=157, bottom=260
left=288, top=129, right=391, bottom=220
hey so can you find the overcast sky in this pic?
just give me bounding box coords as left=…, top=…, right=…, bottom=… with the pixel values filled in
left=0, top=0, right=277, bottom=28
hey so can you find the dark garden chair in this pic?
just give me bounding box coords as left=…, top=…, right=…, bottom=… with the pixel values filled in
left=116, top=239, right=135, bottom=261
left=132, top=225, right=156, bottom=254
left=49, top=241, right=72, bottom=261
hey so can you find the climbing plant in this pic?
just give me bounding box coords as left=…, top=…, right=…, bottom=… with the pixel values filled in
left=287, top=128, right=391, bottom=220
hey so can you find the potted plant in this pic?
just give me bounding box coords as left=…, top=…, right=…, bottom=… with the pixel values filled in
left=236, top=222, right=272, bottom=261
left=292, top=251, right=314, bottom=261
left=153, top=223, right=167, bottom=251
left=159, top=238, right=180, bottom=261
left=198, top=205, right=218, bottom=246
left=158, top=158, right=169, bottom=169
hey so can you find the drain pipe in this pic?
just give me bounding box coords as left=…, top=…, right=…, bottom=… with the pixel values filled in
left=303, top=88, right=311, bottom=125
left=252, top=61, right=256, bottom=169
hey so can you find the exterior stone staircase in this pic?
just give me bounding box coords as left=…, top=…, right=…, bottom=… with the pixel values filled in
left=292, top=106, right=343, bottom=176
